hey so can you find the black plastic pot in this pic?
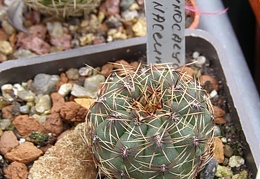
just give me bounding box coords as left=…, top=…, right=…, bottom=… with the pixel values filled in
left=0, top=29, right=258, bottom=177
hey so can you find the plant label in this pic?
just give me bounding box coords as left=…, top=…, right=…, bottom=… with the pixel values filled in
left=145, top=0, right=185, bottom=67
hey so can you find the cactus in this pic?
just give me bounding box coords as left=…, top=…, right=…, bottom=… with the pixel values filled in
left=25, top=0, right=101, bottom=17
left=86, top=63, right=215, bottom=179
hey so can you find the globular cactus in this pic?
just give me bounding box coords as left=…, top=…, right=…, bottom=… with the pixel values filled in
left=86, top=63, right=215, bottom=179
left=25, top=0, right=101, bottom=17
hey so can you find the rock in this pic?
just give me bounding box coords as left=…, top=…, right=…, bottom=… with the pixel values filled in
left=120, top=0, right=135, bottom=10
left=74, top=98, right=96, bottom=109
left=79, top=33, right=95, bottom=46
left=180, top=67, right=197, bottom=79
left=194, top=55, right=206, bottom=68
left=12, top=115, right=45, bottom=137
left=213, top=106, right=225, bottom=118
left=60, top=101, right=88, bottom=122
left=50, top=92, right=65, bottom=113
left=228, top=156, right=245, bottom=168
left=199, top=75, right=219, bottom=91
left=35, top=95, right=51, bottom=113
left=232, top=170, right=248, bottom=179
left=17, top=35, right=50, bottom=55
left=214, top=117, right=227, bottom=125
left=78, top=66, right=93, bottom=77
left=199, top=158, right=218, bottom=179
left=43, top=113, right=64, bottom=136
left=65, top=68, right=79, bottom=80
left=0, top=52, right=7, bottom=62
left=1, top=84, right=15, bottom=102
left=19, top=104, right=30, bottom=114
left=101, top=63, right=114, bottom=77
left=132, top=18, right=146, bottom=37
left=50, top=33, right=71, bottom=50
left=0, top=119, right=12, bottom=130
left=0, top=29, right=8, bottom=41
left=71, top=84, right=96, bottom=98
left=55, top=73, right=69, bottom=90
left=29, top=24, right=47, bottom=39
left=213, top=137, right=224, bottom=163
left=17, top=89, right=36, bottom=102
left=100, top=0, right=120, bottom=16
left=46, top=22, right=64, bottom=38
left=4, top=161, right=28, bottom=179
left=84, top=74, right=105, bottom=93
left=28, top=123, right=97, bottom=179
left=1, top=20, right=15, bottom=36
left=224, top=144, right=233, bottom=158
left=0, top=41, right=13, bottom=55
left=58, top=83, right=73, bottom=96
left=13, top=49, right=37, bottom=59
left=215, top=165, right=233, bottom=177
left=5, top=142, right=43, bottom=164
left=0, top=96, right=7, bottom=109
left=32, top=74, right=60, bottom=95
left=2, top=103, right=20, bottom=121
left=0, top=131, right=19, bottom=155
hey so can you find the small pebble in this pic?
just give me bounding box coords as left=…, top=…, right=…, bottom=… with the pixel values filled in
left=35, top=95, right=51, bottom=113
left=58, top=83, right=73, bottom=96
left=1, top=84, right=15, bottom=102
left=224, top=144, right=233, bottom=158
left=84, top=74, right=105, bottom=93
left=46, top=21, right=64, bottom=38
left=210, top=89, right=218, bottom=98
left=71, top=84, right=96, bottom=98
left=228, top=156, right=245, bottom=168
left=20, top=105, right=30, bottom=114
left=78, top=66, right=93, bottom=77
left=194, top=55, right=206, bottom=68
left=200, top=158, right=218, bottom=179
left=66, top=68, right=79, bottom=80
left=0, top=119, right=12, bottom=130
left=32, top=74, right=60, bottom=95
left=215, top=165, right=233, bottom=177
left=192, top=51, right=200, bottom=59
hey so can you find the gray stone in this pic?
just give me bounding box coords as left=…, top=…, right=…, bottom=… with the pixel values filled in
left=83, top=74, right=105, bottom=93
left=121, top=9, right=139, bottom=21
left=120, top=0, right=135, bottom=10
left=13, top=49, right=37, bottom=59
left=17, top=90, right=36, bottom=102
left=46, top=21, right=64, bottom=38
left=200, top=158, right=218, bottom=179
left=32, top=74, right=60, bottom=95
left=224, top=144, right=233, bottom=158
left=78, top=66, right=93, bottom=77
left=19, top=105, right=30, bottom=114
left=0, top=119, right=12, bottom=130
left=71, top=84, right=96, bottom=98
left=65, top=68, right=79, bottom=80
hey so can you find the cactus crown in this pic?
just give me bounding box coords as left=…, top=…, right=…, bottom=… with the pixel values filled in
left=86, top=63, right=215, bottom=179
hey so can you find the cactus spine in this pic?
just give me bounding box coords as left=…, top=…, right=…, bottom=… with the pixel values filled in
left=86, top=63, right=215, bottom=179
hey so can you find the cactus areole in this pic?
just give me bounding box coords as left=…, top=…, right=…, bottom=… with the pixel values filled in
left=86, top=63, right=215, bottom=179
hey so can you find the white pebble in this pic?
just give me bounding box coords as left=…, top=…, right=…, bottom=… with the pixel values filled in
left=194, top=56, right=206, bottom=68
left=192, top=51, right=200, bottom=59
left=229, top=156, right=245, bottom=167
left=19, top=138, right=26, bottom=144
left=210, top=90, right=218, bottom=98
left=221, top=137, right=227, bottom=143
left=58, top=83, right=73, bottom=96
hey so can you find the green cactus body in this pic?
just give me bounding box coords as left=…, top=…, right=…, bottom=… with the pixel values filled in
left=25, top=0, right=101, bottom=17
left=86, top=63, right=215, bottom=179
